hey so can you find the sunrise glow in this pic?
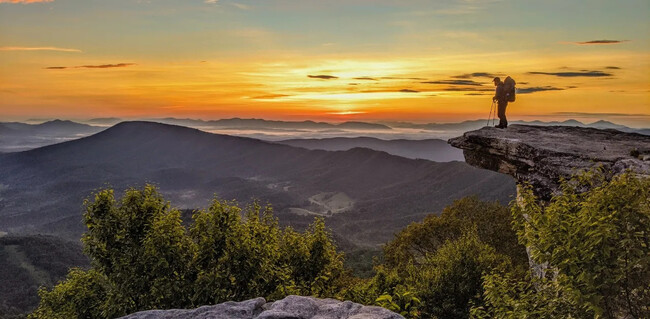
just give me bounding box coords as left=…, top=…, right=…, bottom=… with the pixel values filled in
left=0, top=0, right=649, bottom=126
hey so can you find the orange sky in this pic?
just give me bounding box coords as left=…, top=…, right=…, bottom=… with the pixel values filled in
left=1, top=0, right=649, bottom=127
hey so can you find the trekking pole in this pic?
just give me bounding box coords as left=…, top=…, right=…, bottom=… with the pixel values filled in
left=491, top=101, right=496, bottom=127
left=486, top=101, right=493, bottom=127
left=487, top=101, right=495, bottom=127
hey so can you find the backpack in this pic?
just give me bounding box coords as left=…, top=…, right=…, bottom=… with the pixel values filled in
left=503, top=76, right=516, bottom=102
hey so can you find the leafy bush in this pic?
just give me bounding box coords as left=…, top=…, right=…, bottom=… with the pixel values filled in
left=475, top=171, right=650, bottom=318
left=349, top=197, right=524, bottom=319
left=31, top=185, right=346, bottom=318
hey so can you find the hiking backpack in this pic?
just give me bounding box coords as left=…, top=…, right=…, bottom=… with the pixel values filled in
left=503, top=76, right=516, bottom=102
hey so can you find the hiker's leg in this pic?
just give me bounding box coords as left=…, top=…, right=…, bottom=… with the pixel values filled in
left=498, top=102, right=507, bottom=127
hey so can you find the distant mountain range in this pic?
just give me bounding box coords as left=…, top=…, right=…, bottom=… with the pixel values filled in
left=2, top=118, right=647, bottom=153
left=0, top=121, right=514, bottom=245
left=277, top=137, right=465, bottom=162
left=0, top=120, right=104, bottom=152
left=93, top=117, right=392, bottom=131
left=382, top=119, right=650, bottom=134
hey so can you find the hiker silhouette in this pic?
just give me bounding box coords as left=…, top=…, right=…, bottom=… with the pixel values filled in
left=492, top=77, right=508, bottom=128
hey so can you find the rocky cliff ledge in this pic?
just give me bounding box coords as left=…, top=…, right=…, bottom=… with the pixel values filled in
left=119, top=295, right=404, bottom=319
left=448, top=125, right=650, bottom=200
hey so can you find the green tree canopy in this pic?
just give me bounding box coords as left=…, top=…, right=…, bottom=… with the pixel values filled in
left=31, top=185, right=346, bottom=319
left=476, top=172, right=650, bottom=318
left=383, top=196, right=527, bottom=270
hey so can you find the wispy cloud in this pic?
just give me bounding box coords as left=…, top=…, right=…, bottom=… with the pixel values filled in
left=204, top=0, right=218, bottom=4
left=0, top=46, right=81, bottom=52
left=452, top=72, right=495, bottom=79
left=382, top=76, right=427, bottom=81
left=308, top=75, right=338, bottom=80
left=527, top=71, right=612, bottom=77
left=421, top=79, right=484, bottom=86
left=605, top=66, right=621, bottom=69
left=250, top=93, right=291, bottom=100
left=0, top=0, right=53, bottom=3
left=442, top=87, right=493, bottom=92
left=231, top=2, right=250, bottom=10
left=45, top=63, right=136, bottom=70
left=517, top=86, right=566, bottom=94
left=573, top=39, right=629, bottom=45
left=353, top=77, right=379, bottom=81
left=399, top=89, right=419, bottom=93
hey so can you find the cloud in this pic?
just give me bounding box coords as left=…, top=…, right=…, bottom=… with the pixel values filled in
left=308, top=75, right=338, bottom=80
left=353, top=77, right=379, bottom=81
left=204, top=0, right=218, bottom=3
left=527, top=71, right=612, bottom=77
left=421, top=79, right=484, bottom=86
left=452, top=72, right=495, bottom=79
left=605, top=66, right=621, bottom=70
left=0, top=0, right=53, bottom=3
left=442, top=87, right=493, bottom=92
left=574, top=40, right=629, bottom=45
left=45, top=63, right=136, bottom=70
left=81, top=63, right=135, bottom=69
left=250, top=94, right=291, bottom=100
left=0, top=46, right=81, bottom=52
left=399, top=89, right=419, bottom=93
left=517, top=86, right=566, bottom=94
left=381, top=76, right=427, bottom=80
left=231, top=2, right=250, bottom=9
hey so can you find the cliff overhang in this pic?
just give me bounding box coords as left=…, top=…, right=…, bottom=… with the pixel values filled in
left=449, top=125, right=650, bottom=200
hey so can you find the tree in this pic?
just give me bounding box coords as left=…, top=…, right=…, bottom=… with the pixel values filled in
left=383, top=196, right=526, bottom=270
left=477, top=171, right=650, bottom=318
left=81, top=186, right=194, bottom=316
left=31, top=185, right=347, bottom=318
left=30, top=269, right=108, bottom=319
left=353, top=197, right=524, bottom=319
left=414, top=231, right=510, bottom=319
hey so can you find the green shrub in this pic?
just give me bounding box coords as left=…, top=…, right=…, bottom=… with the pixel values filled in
left=31, top=185, right=346, bottom=318
left=476, top=171, right=650, bottom=318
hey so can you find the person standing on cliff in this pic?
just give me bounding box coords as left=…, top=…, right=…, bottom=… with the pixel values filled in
left=492, top=77, right=508, bottom=128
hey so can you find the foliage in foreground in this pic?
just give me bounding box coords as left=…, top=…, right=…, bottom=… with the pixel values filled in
left=345, top=196, right=527, bottom=319
left=30, top=171, right=648, bottom=319
left=474, top=172, right=650, bottom=319
left=31, top=185, right=345, bottom=319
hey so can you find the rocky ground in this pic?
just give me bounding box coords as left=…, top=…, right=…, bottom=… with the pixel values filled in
left=449, top=125, right=650, bottom=200
left=119, top=295, right=404, bottom=319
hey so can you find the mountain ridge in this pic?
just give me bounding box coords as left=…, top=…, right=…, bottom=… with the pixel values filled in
left=0, top=121, right=514, bottom=245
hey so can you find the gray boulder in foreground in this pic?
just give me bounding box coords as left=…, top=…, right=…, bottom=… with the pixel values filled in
left=118, top=295, right=405, bottom=319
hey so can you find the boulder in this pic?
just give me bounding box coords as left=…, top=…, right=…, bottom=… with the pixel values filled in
left=118, top=295, right=404, bottom=319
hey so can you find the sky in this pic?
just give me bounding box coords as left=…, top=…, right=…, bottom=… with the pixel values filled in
left=0, top=0, right=649, bottom=127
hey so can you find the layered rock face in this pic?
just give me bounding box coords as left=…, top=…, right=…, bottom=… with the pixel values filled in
left=448, top=125, right=650, bottom=200
left=119, top=295, right=405, bottom=319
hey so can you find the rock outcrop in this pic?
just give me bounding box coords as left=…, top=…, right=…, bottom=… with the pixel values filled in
left=118, top=295, right=405, bottom=319
left=448, top=125, right=650, bottom=200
